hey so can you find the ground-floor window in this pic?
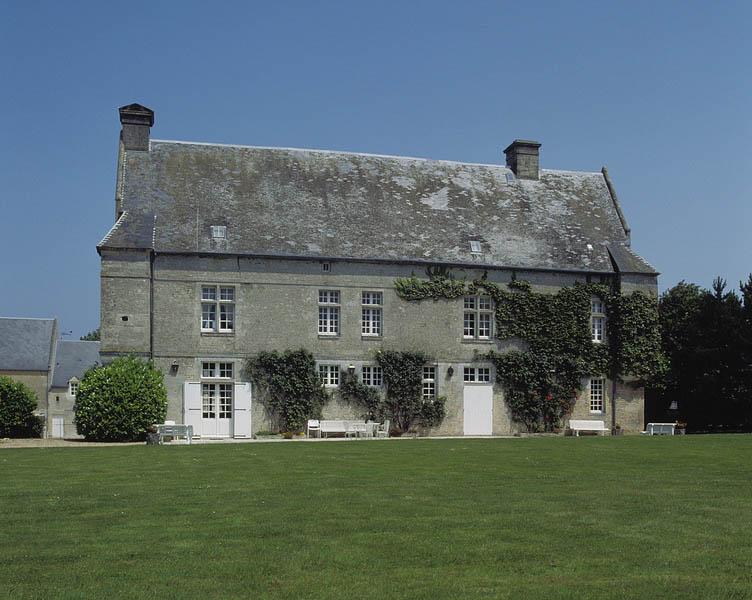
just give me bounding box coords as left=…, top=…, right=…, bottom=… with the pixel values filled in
left=202, top=383, right=233, bottom=418
left=362, top=365, right=383, bottom=387
left=319, top=364, right=340, bottom=387
left=590, top=378, right=605, bottom=413
left=422, top=366, right=436, bottom=399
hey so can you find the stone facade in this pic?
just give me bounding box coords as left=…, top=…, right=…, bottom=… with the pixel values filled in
left=98, top=103, right=659, bottom=437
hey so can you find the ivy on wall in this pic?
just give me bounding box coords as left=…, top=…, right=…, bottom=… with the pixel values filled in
left=244, top=349, right=328, bottom=433
left=394, top=273, right=666, bottom=432
left=339, top=350, right=447, bottom=434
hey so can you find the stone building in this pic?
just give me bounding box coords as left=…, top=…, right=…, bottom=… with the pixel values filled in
left=98, top=103, right=657, bottom=438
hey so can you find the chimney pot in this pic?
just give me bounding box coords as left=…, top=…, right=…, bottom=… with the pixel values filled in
left=118, top=103, right=154, bottom=151
left=503, top=139, right=541, bottom=180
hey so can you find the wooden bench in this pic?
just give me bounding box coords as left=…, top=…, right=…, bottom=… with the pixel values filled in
left=642, top=422, right=676, bottom=436
left=319, top=420, right=348, bottom=438
left=569, top=419, right=609, bottom=436
left=157, top=424, right=193, bottom=444
left=319, top=420, right=373, bottom=438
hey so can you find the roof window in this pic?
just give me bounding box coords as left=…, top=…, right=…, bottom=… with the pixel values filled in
left=211, top=225, right=227, bottom=239
left=505, top=172, right=515, bottom=183
left=470, top=240, right=482, bottom=254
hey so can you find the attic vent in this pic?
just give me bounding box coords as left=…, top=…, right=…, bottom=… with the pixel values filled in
left=211, top=225, right=227, bottom=239
left=470, top=240, right=482, bottom=254
left=322, top=262, right=331, bottom=272
left=505, top=172, right=515, bottom=183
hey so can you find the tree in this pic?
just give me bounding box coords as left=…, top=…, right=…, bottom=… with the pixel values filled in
left=0, top=376, right=43, bottom=438
left=74, top=356, right=167, bottom=441
left=80, top=328, right=100, bottom=341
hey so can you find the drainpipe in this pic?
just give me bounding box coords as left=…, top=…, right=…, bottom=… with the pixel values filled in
left=149, top=250, right=155, bottom=361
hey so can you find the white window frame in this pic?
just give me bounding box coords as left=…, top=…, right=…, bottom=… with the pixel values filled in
left=463, top=366, right=492, bottom=383
left=590, top=378, right=605, bottom=413
left=361, top=365, right=383, bottom=387
left=591, top=297, right=606, bottom=343
left=361, top=291, right=383, bottom=337
left=318, top=290, right=340, bottom=336
left=200, top=362, right=234, bottom=420
left=201, top=285, right=235, bottom=333
left=463, top=295, right=493, bottom=340
left=422, top=366, right=436, bottom=400
left=318, top=364, right=340, bottom=387
left=68, top=380, right=79, bottom=397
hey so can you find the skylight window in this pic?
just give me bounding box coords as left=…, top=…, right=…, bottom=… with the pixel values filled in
left=470, top=240, right=482, bottom=254
left=211, top=225, right=227, bottom=239
left=505, top=172, right=515, bottom=183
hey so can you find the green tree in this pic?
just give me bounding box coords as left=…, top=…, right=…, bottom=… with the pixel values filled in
left=80, top=328, right=100, bottom=341
left=0, top=376, right=43, bottom=438
left=74, top=356, right=167, bottom=441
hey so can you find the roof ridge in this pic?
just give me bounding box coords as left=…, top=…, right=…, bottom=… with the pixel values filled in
left=0, top=317, right=56, bottom=321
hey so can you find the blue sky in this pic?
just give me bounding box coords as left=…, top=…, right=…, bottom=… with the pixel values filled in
left=1, top=0, right=750, bottom=337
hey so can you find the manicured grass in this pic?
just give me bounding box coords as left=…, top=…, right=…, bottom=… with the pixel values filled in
left=1, top=436, right=751, bottom=599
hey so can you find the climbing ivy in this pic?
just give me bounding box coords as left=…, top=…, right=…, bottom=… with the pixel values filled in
left=244, top=349, right=328, bottom=433
left=394, top=274, right=666, bottom=432
left=339, top=370, right=383, bottom=421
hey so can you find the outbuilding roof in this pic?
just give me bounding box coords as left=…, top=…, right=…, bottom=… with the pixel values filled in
left=0, top=318, right=57, bottom=372
left=100, top=139, right=655, bottom=274
left=51, top=341, right=101, bottom=388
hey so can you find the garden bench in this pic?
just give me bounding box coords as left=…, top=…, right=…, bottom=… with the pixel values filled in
left=319, top=420, right=349, bottom=438
left=569, top=419, right=609, bottom=436
left=641, top=422, right=676, bottom=436
left=157, top=424, right=193, bottom=444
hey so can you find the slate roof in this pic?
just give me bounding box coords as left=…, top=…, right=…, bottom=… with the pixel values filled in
left=0, top=318, right=56, bottom=372
left=100, top=139, right=656, bottom=274
left=51, top=341, right=101, bottom=388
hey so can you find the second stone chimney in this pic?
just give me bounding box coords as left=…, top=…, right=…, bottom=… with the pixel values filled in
left=503, top=139, right=541, bottom=180
left=118, top=103, right=154, bottom=151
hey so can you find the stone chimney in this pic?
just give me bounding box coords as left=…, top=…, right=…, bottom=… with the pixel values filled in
left=118, top=103, right=154, bottom=151
left=503, top=140, right=541, bottom=180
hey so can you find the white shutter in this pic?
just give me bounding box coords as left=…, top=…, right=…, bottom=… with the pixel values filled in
left=183, top=382, right=202, bottom=435
left=233, top=382, right=252, bottom=438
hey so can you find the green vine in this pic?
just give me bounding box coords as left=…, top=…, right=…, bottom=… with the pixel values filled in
left=244, top=349, right=328, bottom=433
left=394, top=274, right=665, bottom=431
left=339, top=371, right=383, bottom=421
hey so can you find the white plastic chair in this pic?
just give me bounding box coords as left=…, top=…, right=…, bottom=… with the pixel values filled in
left=376, top=419, right=390, bottom=438
left=307, top=419, right=321, bottom=438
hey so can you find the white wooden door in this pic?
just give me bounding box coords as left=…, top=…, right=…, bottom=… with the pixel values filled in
left=463, top=384, right=493, bottom=435
left=184, top=382, right=202, bottom=434
left=233, top=382, right=252, bottom=438
left=51, top=416, right=64, bottom=438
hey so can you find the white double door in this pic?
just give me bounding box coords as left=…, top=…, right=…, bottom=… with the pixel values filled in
left=184, top=382, right=252, bottom=438
left=463, top=384, right=493, bottom=435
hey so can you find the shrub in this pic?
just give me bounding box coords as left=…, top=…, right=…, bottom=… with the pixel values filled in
left=74, top=356, right=167, bottom=442
left=0, top=376, right=42, bottom=438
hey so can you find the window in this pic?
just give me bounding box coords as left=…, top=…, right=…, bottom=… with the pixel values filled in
left=211, top=225, right=227, bottom=239
left=591, top=298, right=605, bottom=343
left=463, top=367, right=491, bottom=383
left=362, top=365, right=383, bottom=387
left=201, top=285, right=235, bottom=332
left=201, top=362, right=233, bottom=379
left=470, top=240, right=482, bottom=254
left=69, top=381, right=78, bottom=397
left=422, top=366, right=436, bottom=399
left=361, top=291, right=383, bottom=336
left=201, top=363, right=234, bottom=420
left=319, top=364, right=340, bottom=387
left=463, top=296, right=493, bottom=339
left=318, top=290, right=340, bottom=335
left=590, top=378, right=605, bottom=413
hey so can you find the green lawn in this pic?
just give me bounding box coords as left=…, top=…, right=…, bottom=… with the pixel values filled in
left=1, top=436, right=751, bottom=599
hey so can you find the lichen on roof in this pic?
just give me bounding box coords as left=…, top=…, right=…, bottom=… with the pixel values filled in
left=100, top=140, right=655, bottom=274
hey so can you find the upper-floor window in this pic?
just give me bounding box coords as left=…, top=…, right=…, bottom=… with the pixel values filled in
left=318, top=290, right=340, bottom=335
left=463, top=296, right=493, bottom=340
left=590, top=378, right=605, bottom=413
left=464, top=367, right=491, bottom=383
left=201, top=285, right=235, bottom=332
left=69, top=381, right=79, bottom=397
left=422, top=366, right=436, bottom=399
left=319, top=364, right=340, bottom=387
left=591, top=298, right=605, bottom=343
left=362, top=365, right=383, bottom=387
left=361, top=291, right=383, bottom=336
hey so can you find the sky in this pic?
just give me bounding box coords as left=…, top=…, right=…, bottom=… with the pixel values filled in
left=1, top=0, right=750, bottom=338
